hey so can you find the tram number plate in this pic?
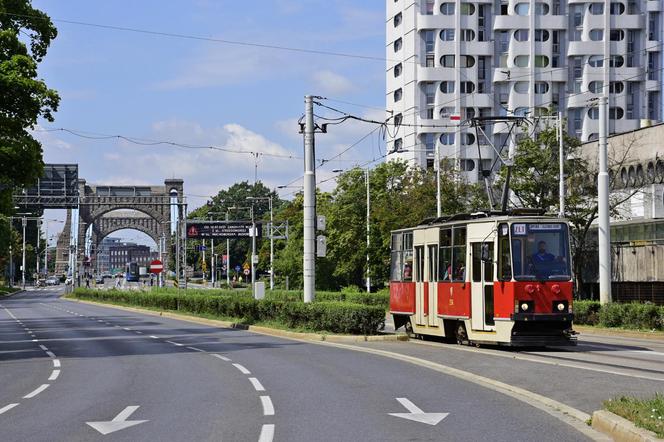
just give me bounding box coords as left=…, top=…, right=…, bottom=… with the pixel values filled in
left=513, top=224, right=527, bottom=235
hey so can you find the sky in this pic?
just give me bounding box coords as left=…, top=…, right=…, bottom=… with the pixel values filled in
left=31, top=0, right=388, bottom=246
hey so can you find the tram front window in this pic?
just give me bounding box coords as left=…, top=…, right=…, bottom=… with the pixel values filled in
left=511, top=223, right=571, bottom=281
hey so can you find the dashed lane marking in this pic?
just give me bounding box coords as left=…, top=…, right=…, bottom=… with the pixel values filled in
left=53, top=359, right=60, bottom=368
left=45, top=351, right=56, bottom=358
left=211, top=354, right=231, bottom=362
left=149, top=335, right=158, bottom=339
left=165, top=340, right=183, bottom=346
left=260, top=396, right=275, bottom=416
left=0, top=403, right=19, bottom=415
left=186, top=346, right=204, bottom=352
left=23, top=384, right=49, bottom=399
left=258, top=424, right=275, bottom=442
left=232, top=363, right=251, bottom=375
left=248, top=378, right=265, bottom=392
left=48, top=370, right=60, bottom=381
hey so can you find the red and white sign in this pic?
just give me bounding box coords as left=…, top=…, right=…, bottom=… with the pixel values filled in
left=449, top=114, right=461, bottom=123
left=149, top=259, right=164, bottom=274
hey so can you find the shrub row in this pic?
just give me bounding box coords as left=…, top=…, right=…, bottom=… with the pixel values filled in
left=574, top=300, right=664, bottom=330
left=72, top=289, right=385, bottom=335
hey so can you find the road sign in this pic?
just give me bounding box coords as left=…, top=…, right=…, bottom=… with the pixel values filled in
left=243, top=263, right=250, bottom=270
left=222, top=254, right=228, bottom=265
left=235, top=265, right=241, bottom=273
left=149, top=259, right=163, bottom=274
left=198, top=245, right=207, bottom=251
left=186, top=221, right=262, bottom=239
left=243, top=268, right=250, bottom=276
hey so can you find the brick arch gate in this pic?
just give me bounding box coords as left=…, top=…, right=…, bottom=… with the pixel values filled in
left=76, top=179, right=184, bottom=274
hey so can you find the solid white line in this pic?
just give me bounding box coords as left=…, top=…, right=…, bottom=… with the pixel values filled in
left=260, top=396, right=275, bottom=416
left=39, top=345, right=48, bottom=351
left=165, top=340, right=183, bottom=346
left=23, top=384, right=49, bottom=398
left=53, top=359, right=60, bottom=368
left=186, top=346, right=203, bottom=352
left=248, top=377, right=265, bottom=391
left=211, top=354, right=231, bottom=362
left=232, top=363, right=251, bottom=375
left=48, top=370, right=60, bottom=381
left=258, top=424, right=275, bottom=442
left=0, top=403, right=19, bottom=415
left=32, top=339, right=38, bottom=342
left=149, top=335, right=158, bottom=339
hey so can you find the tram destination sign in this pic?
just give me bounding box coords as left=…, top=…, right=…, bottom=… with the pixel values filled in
left=186, top=221, right=262, bottom=239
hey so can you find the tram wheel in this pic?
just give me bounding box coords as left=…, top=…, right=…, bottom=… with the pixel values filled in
left=455, top=322, right=469, bottom=346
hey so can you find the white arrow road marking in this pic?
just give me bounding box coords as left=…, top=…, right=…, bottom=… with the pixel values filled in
left=86, top=405, right=148, bottom=435
left=388, top=398, right=449, bottom=426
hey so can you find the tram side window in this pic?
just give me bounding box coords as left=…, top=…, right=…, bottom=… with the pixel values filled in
left=403, top=232, right=413, bottom=281
left=428, top=245, right=437, bottom=282
left=452, top=227, right=467, bottom=282
left=438, top=228, right=452, bottom=281
left=498, top=223, right=512, bottom=281
left=390, top=232, right=414, bottom=281
left=415, top=246, right=425, bottom=282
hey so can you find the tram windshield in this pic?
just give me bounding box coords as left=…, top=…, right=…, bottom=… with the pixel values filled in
left=510, top=223, right=571, bottom=281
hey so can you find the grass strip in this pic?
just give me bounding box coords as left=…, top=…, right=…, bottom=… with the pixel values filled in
left=604, top=394, right=664, bottom=438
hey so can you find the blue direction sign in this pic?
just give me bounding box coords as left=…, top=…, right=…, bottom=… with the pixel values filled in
left=235, top=265, right=241, bottom=273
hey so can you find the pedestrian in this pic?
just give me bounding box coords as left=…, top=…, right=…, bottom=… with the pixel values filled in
left=114, top=274, right=121, bottom=289
left=85, top=277, right=90, bottom=289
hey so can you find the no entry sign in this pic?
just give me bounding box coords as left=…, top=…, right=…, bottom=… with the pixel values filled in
left=149, top=259, right=164, bottom=274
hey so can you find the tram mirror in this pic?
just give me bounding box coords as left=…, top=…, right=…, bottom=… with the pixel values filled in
left=481, top=243, right=491, bottom=262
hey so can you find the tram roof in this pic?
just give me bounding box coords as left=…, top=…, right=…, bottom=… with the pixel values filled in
left=391, top=208, right=566, bottom=233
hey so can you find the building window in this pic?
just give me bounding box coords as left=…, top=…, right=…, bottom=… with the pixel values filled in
left=394, top=13, right=402, bottom=27
left=589, top=3, right=604, bottom=14
left=440, top=55, right=455, bottom=67
left=588, top=55, right=604, bottom=67
left=461, top=55, right=475, bottom=67
left=424, top=30, right=435, bottom=52
left=610, top=2, right=625, bottom=14
left=460, top=81, right=475, bottom=93
left=461, top=133, right=476, bottom=145
left=460, top=29, right=475, bottom=41
left=514, top=107, right=529, bottom=117
left=394, top=113, right=403, bottom=127
left=460, top=3, right=475, bottom=15
left=424, top=133, right=435, bottom=152
left=439, top=81, right=455, bottom=93
left=514, top=82, right=529, bottom=93
left=515, top=3, right=529, bottom=15
left=394, top=63, right=402, bottom=77
left=440, top=3, right=455, bottom=14
left=609, top=82, right=624, bottom=94
left=610, top=30, right=625, bottom=41
left=587, top=133, right=599, bottom=141
left=609, top=55, right=624, bottom=67
left=440, top=132, right=455, bottom=145
left=588, top=107, right=599, bottom=120
left=460, top=159, right=476, bottom=171
left=514, top=29, right=529, bottom=42
left=394, top=88, right=403, bottom=102
left=440, top=107, right=455, bottom=118
left=394, top=38, right=402, bottom=52
left=514, top=55, right=529, bottom=67
left=534, top=82, right=549, bottom=94
left=426, top=54, right=435, bottom=67
left=440, top=29, right=455, bottom=41
left=589, top=29, right=603, bottom=41
left=535, top=2, right=549, bottom=14
left=424, top=0, right=434, bottom=15
left=588, top=81, right=603, bottom=94
left=534, top=29, right=549, bottom=42
left=393, top=138, right=403, bottom=152
left=609, top=107, right=624, bottom=119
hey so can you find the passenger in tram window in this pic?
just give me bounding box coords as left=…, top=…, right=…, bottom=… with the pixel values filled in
left=453, top=262, right=465, bottom=281
left=443, top=263, right=451, bottom=280
left=403, top=262, right=413, bottom=281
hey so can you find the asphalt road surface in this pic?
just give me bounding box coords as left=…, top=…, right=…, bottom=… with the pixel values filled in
left=0, top=287, right=591, bottom=441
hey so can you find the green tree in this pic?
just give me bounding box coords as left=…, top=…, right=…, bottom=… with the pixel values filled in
left=0, top=1, right=60, bottom=213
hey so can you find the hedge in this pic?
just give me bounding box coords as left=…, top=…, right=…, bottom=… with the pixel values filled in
left=71, top=289, right=385, bottom=335
left=573, top=300, right=664, bottom=330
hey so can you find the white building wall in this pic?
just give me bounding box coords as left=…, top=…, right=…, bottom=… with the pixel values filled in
left=386, top=0, right=664, bottom=182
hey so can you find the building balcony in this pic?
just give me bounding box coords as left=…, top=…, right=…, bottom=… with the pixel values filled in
left=462, top=41, right=494, bottom=56
left=417, top=14, right=455, bottom=29
left=568, top=40, right=604, bottom=57
left=648, top=0, right=662, bottom=12
left=492, top=15, right=529, bottom=30
left=416, top=65, right=456, bottom=82
left=611, top=14, right=645, bottom=28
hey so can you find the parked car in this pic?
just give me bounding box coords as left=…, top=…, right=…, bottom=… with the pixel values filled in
left=95, top=275, right=104, bottom=284
left=45, top=277, right=60, bottom=286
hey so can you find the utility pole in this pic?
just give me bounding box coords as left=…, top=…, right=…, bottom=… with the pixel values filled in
left=36, top=219, right=41, bottom=278
left=21, top=216, right=26, bottom=289
left=250, top=205, right=256, bottom=297
left=303, top=95, right=316, bottom=303
left=366, top=167, right=371, bottom=293
left=183, top=204, right=188, bottom=290
left=269, top=196, right=274, bottom=290
left=175, top=217, right=180, bottom=289
left=435, top=142, right=441, bottom=217
left=226, top=211, right=230, bottom=287
left=9, top=242, right=13, bottom=287
left=211, top=238, right=215, bottom=287
left=558, top=111, right=565, bottom=218
left=598, top=95, right=612, bottom=304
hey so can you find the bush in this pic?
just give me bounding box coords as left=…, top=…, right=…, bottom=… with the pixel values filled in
left=573, top=300, right=601, bottom=325
left=573, top=300, right=664, bottom=330
left=71, top=288, right=385, bottom=334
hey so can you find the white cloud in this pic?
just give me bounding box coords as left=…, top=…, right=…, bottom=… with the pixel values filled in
left=311, top=70, right=355, bottom=95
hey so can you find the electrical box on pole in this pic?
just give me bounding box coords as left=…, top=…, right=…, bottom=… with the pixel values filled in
left=316, top=215, right=326, bottom=232
left=316, top=235, right=327, bottom=257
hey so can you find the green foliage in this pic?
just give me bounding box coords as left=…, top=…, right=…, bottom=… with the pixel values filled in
left=604, top=394, right=664, bottom=437
left=573, top=300, right=664, bottom=330
left=72, top=288, right=385, bottom=335
left=0, top=2, right=60, bottom=214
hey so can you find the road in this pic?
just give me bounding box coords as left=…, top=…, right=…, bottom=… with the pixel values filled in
left=0, top=287, right=592, bottom=441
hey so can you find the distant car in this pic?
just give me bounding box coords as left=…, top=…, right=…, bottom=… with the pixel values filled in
left=95, top=275, right=104, bottom=284
left=45, top=277, right=60, bottom=286
left=65, top=278, right=72, bottom=285
left=102, top=274, right=112, bottom=279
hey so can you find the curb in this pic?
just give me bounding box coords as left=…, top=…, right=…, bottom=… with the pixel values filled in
left=64, top=298, right=408, bottom=343
left=64, top=297, right=607, bottom=440
left=574, top=325, right=664, bottom=342
left=592, top=410, right=663, bottom=442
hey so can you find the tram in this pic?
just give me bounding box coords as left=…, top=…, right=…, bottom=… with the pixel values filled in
left=390, top=210, right=577, bottom=346
left=125, top=262, right=140, bottom=282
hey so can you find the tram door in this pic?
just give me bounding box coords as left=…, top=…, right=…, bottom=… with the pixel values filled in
left=469, top=224, right=496, bottom=331
left=413, top=228, right=440, bottom=328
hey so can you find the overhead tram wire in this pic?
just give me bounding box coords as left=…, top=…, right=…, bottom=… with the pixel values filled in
left=34, top=127, right=302, bottom=160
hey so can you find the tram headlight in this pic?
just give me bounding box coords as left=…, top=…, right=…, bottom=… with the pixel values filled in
left=557, top=303, right=565, bottom=312
left=521, top=303, right=530, bottom=311
left=518, top=301, right=534, bottom=313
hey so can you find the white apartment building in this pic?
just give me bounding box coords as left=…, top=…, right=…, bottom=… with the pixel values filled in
left=386, top=0, right=663, bottom=181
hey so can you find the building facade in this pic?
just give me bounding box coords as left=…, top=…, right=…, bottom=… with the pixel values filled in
left=386, top=0, right=663, bottom=181
left=106, top=242, right=157, bottom=274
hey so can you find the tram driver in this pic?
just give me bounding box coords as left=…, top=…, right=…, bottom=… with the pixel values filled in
left=532, top=241, right=555, bottom=263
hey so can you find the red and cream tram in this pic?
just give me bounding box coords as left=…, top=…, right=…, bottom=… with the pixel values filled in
left=390, top=211, right=576, bottom=346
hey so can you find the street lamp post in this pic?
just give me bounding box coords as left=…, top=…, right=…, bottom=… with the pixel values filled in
left=247, top=196, right=273, bottom=290
left=21, top=216, right=26, bottom=289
